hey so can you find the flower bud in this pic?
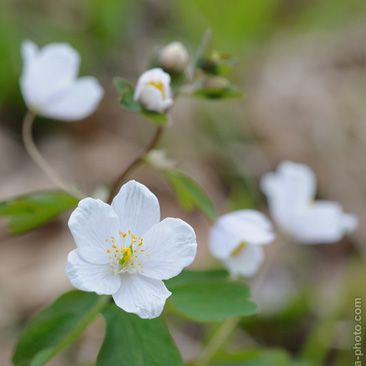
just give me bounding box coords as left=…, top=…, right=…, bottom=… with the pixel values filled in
left=159, top=42, right=189, bottom=73
left=203, top=76, right=230, bottom=91
left=134, top=68, right=173, bottom=113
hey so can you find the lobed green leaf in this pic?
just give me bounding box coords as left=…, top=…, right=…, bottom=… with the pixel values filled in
left=165, top=270, right=257, bottom=322
left=97, top=304, right=183, bottom=366
left=12, top=291, right=108, bottom=366
left=0, top=190, right=79, bottom=235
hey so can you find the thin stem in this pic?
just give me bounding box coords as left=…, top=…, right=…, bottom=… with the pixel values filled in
left=194, top=239, right=284, bottom=366
left=194, top=317, right=240, bottom=366
left=107, top=126, right=164, bottom=204
left=22, top=110, right=83, bottom=198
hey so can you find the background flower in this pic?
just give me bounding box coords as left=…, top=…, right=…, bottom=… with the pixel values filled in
left=20, top=40, right=104, bottom=121
left=66, top=180, right=197, bottom=319
left=209, top=210, right=275, bottom=278
left=261, top=161, right=358, bottom=244
left=134, top=68, right=173, bottom=113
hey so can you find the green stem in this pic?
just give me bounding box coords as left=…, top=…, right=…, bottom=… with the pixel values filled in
left=22, top=110, right=83, bottom=199
left=193, top=317, right=240, bottom=366
left=106, top=126, right=164, bottom=204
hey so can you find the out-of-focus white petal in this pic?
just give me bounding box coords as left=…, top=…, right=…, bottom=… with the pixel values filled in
left=66, top=250, right=121, bottom=295
left=343, top=213, right=358, bottom=233
left=139, top=218, right=197, bottom=280
left=261, top=161, right=316, bottom=230
left=223, top=244, right=264, bottom=278
left=134, top=68, right=172, bottom=113
left=288, top=201, right=355, bottom=244
left=68, top=198, right=120, bottom=264
left=20, top=40, right=103, bottom=120
left=112, top=274, right=171, bottom=319
left=41, top=77, right=104, bottom=121
left=209, top=210, right=275, bottom=260
left=111, top=180, right=160, bottom=237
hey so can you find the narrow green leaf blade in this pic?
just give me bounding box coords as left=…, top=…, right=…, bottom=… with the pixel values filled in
left=97, top=304, right=183, bottom=366
left=165, top=271, right=257, bottom=323
left=0, top=190, right=79, bottom=235
left=163, top=170, right=217, bottom=220
left=13, top=291, right=108, bottom=366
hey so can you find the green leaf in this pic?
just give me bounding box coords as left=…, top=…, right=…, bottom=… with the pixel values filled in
left=13, top=291, right=108, bottom=366
left=97, top=304, right=183, bottom=366
left=163, top=170, right=217, bottom=220
left=0, top=190, right=79, bottom=235
left=165, top=270, right=257, bottom=322
left=193, top=85, right=243, bottom=100
left=113, top=77, right=168, bottom=125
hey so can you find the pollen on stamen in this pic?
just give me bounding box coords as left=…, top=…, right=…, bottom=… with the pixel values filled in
left=130, top=261, right=134, bottom=266
left=106, top=249, right=111, bottom=253
left=105, top=239, right=108, bottom=242
left=112, top=244, right=117, bottom=249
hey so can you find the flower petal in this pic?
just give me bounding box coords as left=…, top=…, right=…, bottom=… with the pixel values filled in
left=224, top=244, right=264, bottom=278
left=66, top=250, right=121, bottom=295
left=68, top=198, right=120, bottom=264
left=261, top=161, right=316, bottom=230
left=138, top=218, right=197, bottom=280
left=111, top=180, right=160, bottom=237
left=209, top=210, right=275, bottom=260
left=20, top=41, right=81, bottom=110
left=112, top=274, right=171, bottom=319
left=40, top=77, right=104, bottom=121
left=134, top=68, right=172, bottom=100
left=289, top=201, right=356, bottom=244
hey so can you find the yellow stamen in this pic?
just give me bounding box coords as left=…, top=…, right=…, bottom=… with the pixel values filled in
left=232, top=241, right=248, bottom=257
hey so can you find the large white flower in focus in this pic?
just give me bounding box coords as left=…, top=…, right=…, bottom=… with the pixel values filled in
left=261, top=161, right=358, bottom=244
left=20, top=40, right=104, bottom=121
left=66, top=180, right=197, bottom=319
left=209, top=210, right=275, bottom=278
left=134, top=68, right=173, bottom=113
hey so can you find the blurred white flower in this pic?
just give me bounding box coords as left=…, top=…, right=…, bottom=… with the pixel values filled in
left=134, top=68, right=173, bottom=113
left=159, top=41, right=189, bottom=73
left=209, top=210, right=275, bottom=278
left=20, top=40, right=104, bottom=121
left=66, top=180, right=197, bottom=319
left=261, top=161, right=358, bottom=244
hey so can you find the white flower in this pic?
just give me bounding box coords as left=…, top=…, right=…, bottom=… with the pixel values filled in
left=144, top=149, right=177, bottom=170
left=66, top=180, right=197, bottom=319
left=261, top=161, right=358, bottom=244
left=134, top=68, right=173, bottom=113
left=209, top=210, right=275, bottom=278
left=159, top=42, right=189, bottom=73
left=20, top=40, right=104, bottom=121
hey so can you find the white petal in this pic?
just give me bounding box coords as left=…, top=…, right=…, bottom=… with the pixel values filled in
left=111, top=180, right=160, bottom=237
left=134, top=68, right=171, bottom=100
left=112, top=274, right=171, bottom=319
left=261, top=161, right=316, bottom=230
left=68, top=198, right=120, bottom=264
left=209, top=210, right=275, bottom=260
left=66, top=250, right=121, bottom=295
left=20, top=41, right=81, bottom=110
left=40, top=77, right=104, bottom=121
left=224, top=244, right=264, bottom=278
left=288, top=201, right=355, bottom=244
left=138, top=218, right=197, bottom=280
left=137, top=85, right=166, bottom=113
left=343, top=213, right=358, bottom=233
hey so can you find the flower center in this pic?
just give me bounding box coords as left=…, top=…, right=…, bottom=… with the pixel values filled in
left=105, top=230, right=150, bottom=276
left=147, top=81, right=165, bottom=98
left=231, top=241, right=248, bottom=257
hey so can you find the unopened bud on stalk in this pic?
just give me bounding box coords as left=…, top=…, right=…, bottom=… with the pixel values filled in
left=134, top=68, right=173, bottom=113
left=159, top=42, right=189, bottom=73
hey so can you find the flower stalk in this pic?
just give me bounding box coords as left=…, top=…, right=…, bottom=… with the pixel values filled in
left=22, top=110, right=83, bottom=198
left=107, top=126, right=164, bottom=204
